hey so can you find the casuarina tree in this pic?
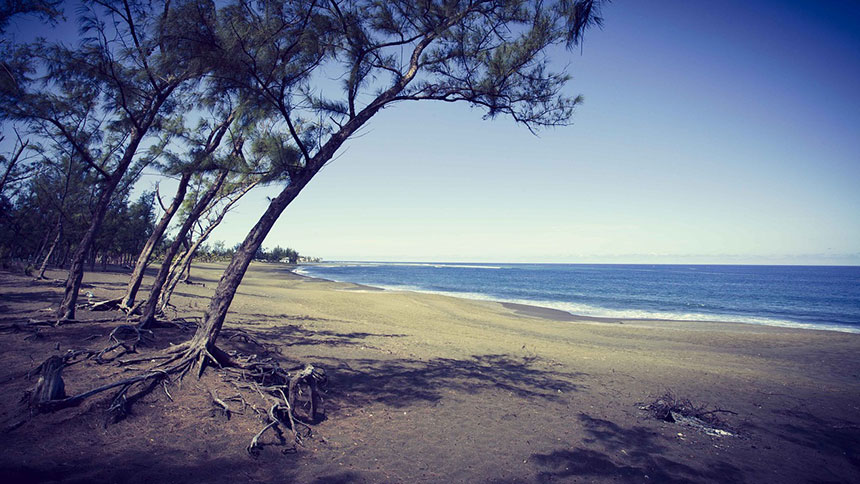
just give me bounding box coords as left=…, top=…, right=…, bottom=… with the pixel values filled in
left=162, top=0, right=607, bottom=373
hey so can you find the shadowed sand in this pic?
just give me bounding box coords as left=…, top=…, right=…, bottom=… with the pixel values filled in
left=0, top=262, right=858, bottom=483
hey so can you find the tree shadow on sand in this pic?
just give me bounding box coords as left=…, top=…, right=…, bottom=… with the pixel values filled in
left=0, top=290, right=60, bottom=318
left=218, top=322, right=405, bottom=359
left=530, top=413, right=746, bottom=483
left=760, top=408, right=860, bottom=470
left=313, top=354, right=585, bottom=412
left=225, top=321, right=585, bottom=412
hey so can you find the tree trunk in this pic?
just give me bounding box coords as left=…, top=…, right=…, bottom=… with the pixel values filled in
left=55, top=78, right=180, bottom=321
left=59, top=242, right=70, bottom=269
left=186, top=49, right=419, bottom=362
left=37, top=219, right=62, bottom=279
left=120, top=172, right=191, bottom=309
left=138, top=169, right=230, bottom=328
left=160, top=179, right=258, bottom=312
left=58, top=137, right=142, bottom=321
left=180, top=257, right=191, bottom=282
left=31, top=224, right=53, bottom=264
left=188, top=170, right=317, bottom=353
left=161, top=244, right=193, bottom=312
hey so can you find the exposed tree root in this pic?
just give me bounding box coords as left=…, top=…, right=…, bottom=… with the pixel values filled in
left=13, top=318, right=327, bottom=455
left=94, top=324, right=155, bottom=363
left=117, top=299, right=145, bottom=315
left=209, top=389, right=244, bottom=419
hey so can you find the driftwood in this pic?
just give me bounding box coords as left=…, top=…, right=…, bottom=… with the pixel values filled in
left=644, top=389, right=738, bottom=436
left=86, top=297, right=124, bottom=312
left=288, top=364, right=326, bottom=422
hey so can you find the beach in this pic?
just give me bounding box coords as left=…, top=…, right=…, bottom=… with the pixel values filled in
left=1, top=262, right=858, bottom=483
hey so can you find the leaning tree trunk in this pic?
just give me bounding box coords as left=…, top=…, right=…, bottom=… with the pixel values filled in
left=58, top=173, right=126, bottom=320
left=120, top=172, right=192, bottom=309
left=57, top=126, right=147, bottom=321
left=184, top=49, right=421, bottom=367
left=30, top=222, right=54, bottom=265
left=37, top=218, right=62, bottom=279
left=186, top=172, right=314, bottom=354
left=138, top=169, right=230, bottom=328
left=160, top=179, right=259, bottom=312
left=161, top=238, right=198, bottom=312
left=179, top=257, right=191, bottom=282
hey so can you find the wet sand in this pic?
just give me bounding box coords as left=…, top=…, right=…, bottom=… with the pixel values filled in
left=0, top=262, right=858, bottom=483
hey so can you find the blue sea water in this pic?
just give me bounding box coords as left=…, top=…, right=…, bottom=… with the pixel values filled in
left=294, top=263, right=860, bottom=333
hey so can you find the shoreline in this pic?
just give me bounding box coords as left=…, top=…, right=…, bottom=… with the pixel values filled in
left=290, top=263, right=860, bottom=335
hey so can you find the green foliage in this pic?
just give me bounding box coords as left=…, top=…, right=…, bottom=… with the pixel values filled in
left=256, top=245, right=299, bottom=264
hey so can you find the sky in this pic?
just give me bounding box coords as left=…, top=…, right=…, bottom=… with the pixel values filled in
left=7, top=0, right=860, bottom=264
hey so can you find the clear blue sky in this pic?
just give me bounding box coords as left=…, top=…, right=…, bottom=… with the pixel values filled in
left=9, top=1, right=860, bottom=264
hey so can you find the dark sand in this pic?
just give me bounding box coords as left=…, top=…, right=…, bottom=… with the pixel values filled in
left=1, top=262, right=858, bottom=483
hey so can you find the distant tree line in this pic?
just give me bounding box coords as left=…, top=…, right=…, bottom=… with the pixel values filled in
left=0, top=148, right=157, bottom=275
left=188, top=241, right=319, bottom=265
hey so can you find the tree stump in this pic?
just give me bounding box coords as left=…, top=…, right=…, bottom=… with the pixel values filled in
left=30, top=356, right=67, bottom=410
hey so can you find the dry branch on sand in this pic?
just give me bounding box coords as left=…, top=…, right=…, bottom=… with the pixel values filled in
left=644, top=389, right=738, bottom=436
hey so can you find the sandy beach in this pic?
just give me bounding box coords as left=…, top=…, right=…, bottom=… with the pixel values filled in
left=1, top=262, right=858, bottom=483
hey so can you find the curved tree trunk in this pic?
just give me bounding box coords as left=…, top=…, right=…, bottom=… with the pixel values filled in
left=56, top=81, right=180, bottom=321
left=120, top=172, right=192, bottom=309
left=58, top=167, right=130, bottom=321
left=138, top=169, right=230, bottom=328
left=185, top=32, right=429, bottom=365
left=31, top=226, right=53, bottom=265
left=186, top=112, right=379, bottom=352
left=180, top=258, right=191, bottom=282
left=161, top=237, right=202, bottom=312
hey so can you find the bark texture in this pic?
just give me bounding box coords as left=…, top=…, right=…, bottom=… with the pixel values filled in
left=58, top=163, right=131, bottom=321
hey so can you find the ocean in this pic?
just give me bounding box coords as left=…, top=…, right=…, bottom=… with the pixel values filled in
left=294, top=263, right=860, bottom=333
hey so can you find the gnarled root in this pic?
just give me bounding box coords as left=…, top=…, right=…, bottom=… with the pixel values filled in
left=244, top=362, right=327, bottom=455
left=95, top=324, right=154, bottom=363
left=25, top=337, right=326, bottom=455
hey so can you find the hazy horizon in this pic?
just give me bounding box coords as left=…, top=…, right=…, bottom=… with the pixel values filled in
left=289, top=257, right=860, bottom=267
